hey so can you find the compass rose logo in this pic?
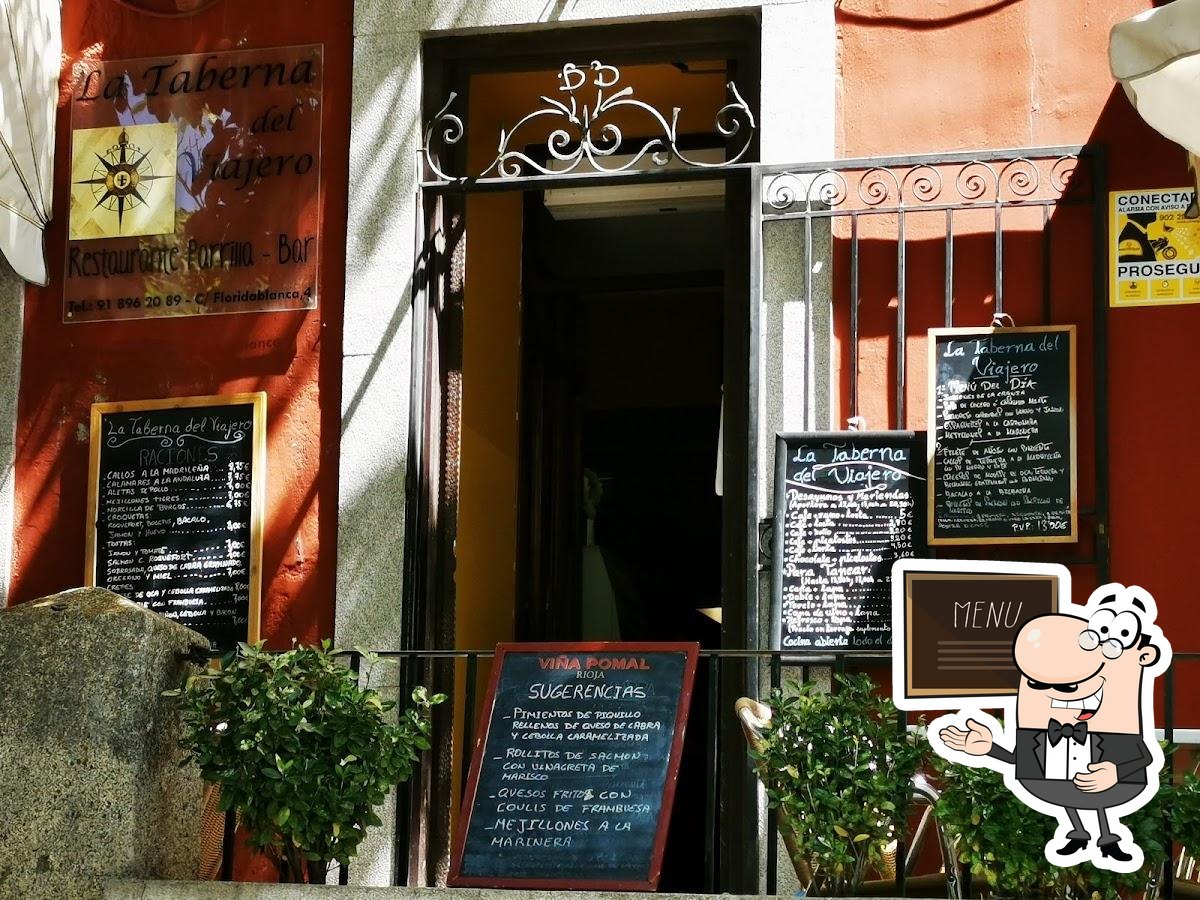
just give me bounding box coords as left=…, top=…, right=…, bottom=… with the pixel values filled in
left=69, top=122, right=177, bottom=240
left=81, top=128, right=172, bottom=228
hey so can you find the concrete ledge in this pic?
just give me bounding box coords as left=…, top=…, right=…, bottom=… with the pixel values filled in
left=102, top=886, right=788, bottom=900
left=104, top=882, right=926, bottom=899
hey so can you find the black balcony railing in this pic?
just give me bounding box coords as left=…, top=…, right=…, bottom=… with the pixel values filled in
left=211, top=648, right=1199, bottom=896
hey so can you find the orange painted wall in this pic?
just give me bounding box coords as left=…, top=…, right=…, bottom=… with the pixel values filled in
left=11, top=0, right=351, bottom=656
left=836, top=0, right=1197, bottom=672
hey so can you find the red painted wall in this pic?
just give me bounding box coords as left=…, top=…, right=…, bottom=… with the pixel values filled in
left=11, top=0, right=351, bottom=654
left=836, top=1, right=1196, bottom=661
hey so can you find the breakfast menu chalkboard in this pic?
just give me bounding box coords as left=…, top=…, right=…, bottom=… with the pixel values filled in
left=85, top=394, right=266, bottom=650
left=450, top=643, right=698, bottom=891
left=928, top=325, right=1077, bottom=545
left=772, top=432, right=926, bottom=652
left=892, top=560, right=1064, bottom=704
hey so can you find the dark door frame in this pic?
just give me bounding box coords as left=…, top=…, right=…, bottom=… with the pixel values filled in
left=404, top=16, right=763, bottom=891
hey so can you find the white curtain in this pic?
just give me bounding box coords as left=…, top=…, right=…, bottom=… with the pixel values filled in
left=1110, top=0, right=1200, bottom=214
left=0, top=0, right=60, bottom=285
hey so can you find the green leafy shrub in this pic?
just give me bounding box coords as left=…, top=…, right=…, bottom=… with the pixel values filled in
left=1173, top=769, right=1200, bottom=854
left=750, top=674, right=923, bottom=896
left=934, top=744, right=1178, bottom=899
left=165, top=641, right=444, bottom=882
left=934, top=758, right=1052, bottom=897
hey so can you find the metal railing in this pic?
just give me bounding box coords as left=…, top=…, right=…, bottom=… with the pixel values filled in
left=755, top=146, right=1110, bottom=582
left=209, top=646, right=1198, bottom=896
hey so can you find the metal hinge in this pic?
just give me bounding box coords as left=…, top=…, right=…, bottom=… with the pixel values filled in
left=758, top=517, right=774, bottom=571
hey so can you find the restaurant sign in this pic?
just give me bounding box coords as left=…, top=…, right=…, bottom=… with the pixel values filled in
left=1110, top=188, right=1200, bottom=308
left=65, top=45, right=322, bottom=323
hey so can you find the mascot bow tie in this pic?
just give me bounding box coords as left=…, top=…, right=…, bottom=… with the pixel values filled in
left=1048, top=719, right=1088, bottom=746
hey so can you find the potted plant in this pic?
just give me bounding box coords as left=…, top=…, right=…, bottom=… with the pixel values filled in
left=934, top=744, right=1192, bottom=899
left=746, top=673, right=924, bottom=896
left=165, top=641, right=444, bottom=883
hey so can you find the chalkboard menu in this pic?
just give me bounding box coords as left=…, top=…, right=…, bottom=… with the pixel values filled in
left=85, top=394, right=266, bottom=650
left=450, top=643, right=699, bottom=891
left=928, top=325, right=1077, bottom=545
left=771, top=431, right=926, bottom=653
left=892, top=560, right=1064, bottom=705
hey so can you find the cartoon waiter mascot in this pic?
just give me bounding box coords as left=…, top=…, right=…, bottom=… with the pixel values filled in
left=930, top=582, right=1172, bottom=873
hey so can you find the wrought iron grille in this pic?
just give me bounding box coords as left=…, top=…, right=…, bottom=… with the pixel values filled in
left=757, top=146, right=1108, bottom=575
left=422, top=60, right=755, bottom=183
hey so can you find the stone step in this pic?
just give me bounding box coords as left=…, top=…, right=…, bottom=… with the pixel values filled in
left=104, top=882, right=924, bottom=899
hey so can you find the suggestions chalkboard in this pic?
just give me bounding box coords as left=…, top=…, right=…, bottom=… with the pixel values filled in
left=450, top=643, right=699, bottom=891
left=928, top=325, right=1077, bottom=545
left=892, top=560, right=1064, bottom=703
left=85, top=394, right=266, bottom=650
left=772, top=432, right=926, bottom=653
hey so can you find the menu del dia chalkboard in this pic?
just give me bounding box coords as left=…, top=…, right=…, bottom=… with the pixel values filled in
left=85, top=393, right=266, bottom=651
left=928, top=325, right=1077, bottom=545
left=450, top=642, right=699, bottom=892
left=892, top=559, right=1065, bottom=706
left=772, top=431, right=926, bottom=653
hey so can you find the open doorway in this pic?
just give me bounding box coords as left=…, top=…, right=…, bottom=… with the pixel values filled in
left=449, top=55, right=744, bottom=663
left=518, top=195, right=725, bottom=648
left=420, top=25, right=763, bottom=888
left=517, top=190, right=726, bottom=892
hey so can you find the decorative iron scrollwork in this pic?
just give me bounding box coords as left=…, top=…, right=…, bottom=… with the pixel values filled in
left=422, top=60, right=755, bottom=182
left=763, top=152, right=1089, bottom=216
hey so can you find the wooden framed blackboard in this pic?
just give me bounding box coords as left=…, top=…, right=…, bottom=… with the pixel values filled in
left=891, top=559, right=1067, bottom=707
left=771, top=431, right=926, bottom=653
left=449, top=642, right=699, bottom=892
left=928, top=325, right=1077, bottom=545
left=84, top=393, right=266, bottom=651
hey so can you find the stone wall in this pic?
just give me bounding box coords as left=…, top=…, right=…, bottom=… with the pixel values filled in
left=0, top=587, right=208, bottom=899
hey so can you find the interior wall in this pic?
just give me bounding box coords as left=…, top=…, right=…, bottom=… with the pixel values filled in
left=580, top=289, right=722, bottom=411
left=12, top=4, right=350, bottom=642
left=837, top=0, right=1194, bottom=647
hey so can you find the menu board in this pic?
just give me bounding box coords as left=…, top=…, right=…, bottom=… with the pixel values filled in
left=893, top=562, right=1063, bottom=703
left=85, top=394, right=266, bottom=650
left=771, top=432, right=926, bottom=653
left=928, top=325, right=1077, bottom=545
left=450, top=643, right=699, bottom=891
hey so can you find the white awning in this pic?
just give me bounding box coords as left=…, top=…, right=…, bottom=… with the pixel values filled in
left=0, top=0, right=60, bottom=285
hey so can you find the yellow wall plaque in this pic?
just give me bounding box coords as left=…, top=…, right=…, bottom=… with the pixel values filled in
left=1110, top=188, right=1200, bottom=308
left=69, top=122, right=177, bottom=240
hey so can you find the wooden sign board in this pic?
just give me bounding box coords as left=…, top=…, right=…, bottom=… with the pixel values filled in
left=891, top=559, right=1066, bottom=707
left=85, top=393, right=266, bottom=651
left=928, top=325, right=1077, bottom=545
left=772, top=431, right=926, bottom=652
left=450, top=642, right=699, bottom=892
